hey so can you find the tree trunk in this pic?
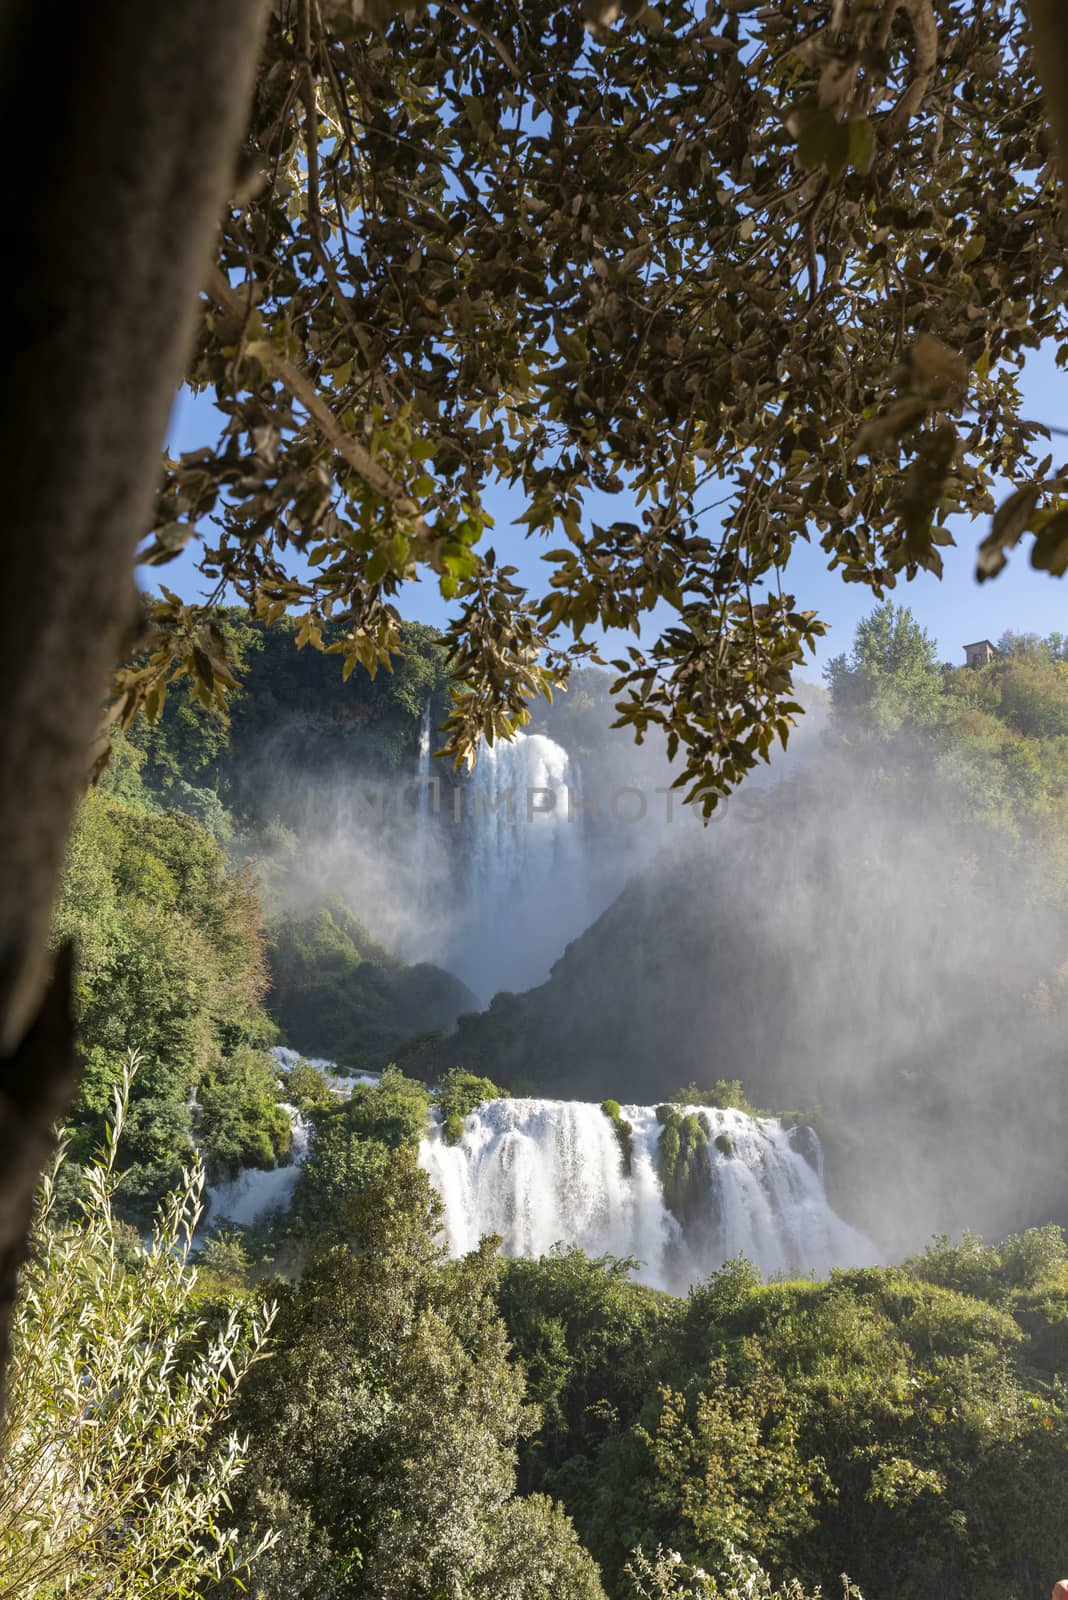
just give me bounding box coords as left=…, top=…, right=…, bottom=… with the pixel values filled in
left=0, top=1, right=267, bottom=1398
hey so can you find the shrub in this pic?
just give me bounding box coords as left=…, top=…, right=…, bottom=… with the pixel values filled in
left=626, top=1544, right=862, bottom=1600
left=443, top=1111, right=466, bottom=1145
left=670, top=1080, right=756, bottom=1116
left=437, top=1067, right=505, bottom=1124
left=198, top=1229, right=254, bottom=1288
left=285, top=1059, right=335, bottom=1114
left=198, top=1045, right=292, bottom=1179
left=908, top=1224, right=1068, bottom=1299
left=0, top=1056, right=275, bottom=1599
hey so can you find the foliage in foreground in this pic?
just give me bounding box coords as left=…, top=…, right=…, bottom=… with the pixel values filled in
left=223, top=1150, right=605, bottom=1599
left=496, top=1241, right=1068, bottom=1600
left=0, top=1060, right=274, bottom=1599
left=136, top=0, right=1068, bottom=814
left=627, top=1545, right=861, bottom=1600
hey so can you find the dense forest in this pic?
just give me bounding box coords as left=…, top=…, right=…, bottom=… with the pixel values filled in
left=6, top=605, right=1068, bottom=1597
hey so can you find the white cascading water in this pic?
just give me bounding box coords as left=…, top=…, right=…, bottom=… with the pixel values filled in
left=201, top=1047, right=876, bottom=1289
left=450, top=731, right=590, bottom=1001
left=413, top=698, right=434, bottom=903
left=206, top=1103, right=309, bottom=1228
left=204, top=1048, right=380, bottom=1229
left=419, top=1099, right=877, bottom=1293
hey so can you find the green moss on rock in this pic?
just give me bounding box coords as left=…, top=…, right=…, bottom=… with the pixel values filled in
left=443, top=1112, right=466, bottom=1146
left=600, top=1100, right=633, bottom=1174
left=657, top=1106, right=711, bottom=1226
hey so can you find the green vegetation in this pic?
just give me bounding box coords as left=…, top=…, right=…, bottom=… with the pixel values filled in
left=266, top=900, right=474, bottom=1069
left=496, top=1240, right=1068, bottom=1599
left=0, top=1065, right=274, bottom=1598
left=601, top=1100, right=634, bottom=1173
left=436, top=1068, right=506, bottom=1145
left=198, top=1047, right=292, bottom=1179
left=222, top=1154, right=606, bottom=1600
left=828, top=608, right=1068, bottom=879
left=672, top=1081, right=756, bottom=1116
left=627, top=1546, right=861, bottom=1600
left=124, top=613, right=452, bottom=813
left=52, top=784, right=280, bottom=1214
left=284, top=1059, right=336, bottom=1115
left=655, top=1107, right=712, bottom=1228
left=289, top=1067, right=432, bottom=1242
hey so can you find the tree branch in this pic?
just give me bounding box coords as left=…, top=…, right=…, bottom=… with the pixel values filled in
left=204, top=264, right=423, bottom=518
left=886, top=0, right=938, bottom=136
left=1027, top=0, right=1068, bottom=199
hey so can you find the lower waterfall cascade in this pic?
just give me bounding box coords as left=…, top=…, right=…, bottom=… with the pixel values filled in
left=204, top=1057, right=876, bottom=1288
left=205, top=1103, right=309, bottom=1229
left=418, top=1097, right=877, bottom=1293
left=204, top=1047, right=379, bottom=1230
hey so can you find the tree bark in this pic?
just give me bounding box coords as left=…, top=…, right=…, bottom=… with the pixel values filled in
left=0, top=1, right=267, bottom=1398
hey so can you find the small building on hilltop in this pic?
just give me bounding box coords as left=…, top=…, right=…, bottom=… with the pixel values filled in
left=963, top=639, right=997, bottom=668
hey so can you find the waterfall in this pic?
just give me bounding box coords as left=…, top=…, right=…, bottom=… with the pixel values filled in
left=203, top=1049, right=380, bottom=1230
left=412, top=697, right=435, bottom=920
left=450, top=731, right=590, bottom=1000
left=206, top=1104, right=310, bottom=1229
left=200, top=1053, right=876, bottom=1290
left=418, top=1099, right=877, bottom=1293
left=417, top=698, right=432, bottom=787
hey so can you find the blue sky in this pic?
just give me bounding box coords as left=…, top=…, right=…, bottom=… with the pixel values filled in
left=161, top=341, right=1066, bottom=677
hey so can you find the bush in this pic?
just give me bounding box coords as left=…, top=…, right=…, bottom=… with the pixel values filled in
left=198, top=1045, right=292, bottom=1179
left=437, top=1067, right=506, bottom=1124
left=0, top=1057, right=275, bottom=1598
left=290, top=1067, right=431, bottom=1238
left=670, top=1081, right=756, bottom=1116
left=907, top=1224, right=1068, bottom=1299
left=626, top=1545, right=862, bottom=1600
left=286, top=1059, right=335, bottom=1114
left=198, top=1229, right=254, bottom=1289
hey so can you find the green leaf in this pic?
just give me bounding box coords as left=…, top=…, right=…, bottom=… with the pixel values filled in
left=846, top=115, right=877, bottom=174
left=1030, top=508, right=1068, bottom=576
left=976, top=483, right=1041, bottom=581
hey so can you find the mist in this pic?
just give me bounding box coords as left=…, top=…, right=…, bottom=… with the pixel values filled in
left=225, top=667, right=1068, bottom=1263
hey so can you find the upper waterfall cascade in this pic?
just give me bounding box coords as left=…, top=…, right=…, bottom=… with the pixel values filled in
left=450, top=730, right=591, bottom=1000
left=418, top=1097, right=876, bottom=1292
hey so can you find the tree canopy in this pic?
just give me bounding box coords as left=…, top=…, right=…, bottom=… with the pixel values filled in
left=129, top=0, right=1068, bottom=812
